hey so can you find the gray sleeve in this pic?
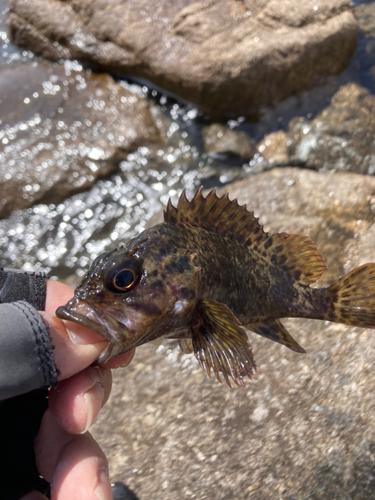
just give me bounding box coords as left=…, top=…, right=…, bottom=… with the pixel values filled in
left=0, top=301, right=59, bottom=401
left=0, top=268, right=46, bottom=310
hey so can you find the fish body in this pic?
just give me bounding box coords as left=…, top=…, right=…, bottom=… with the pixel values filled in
left=56, top=189, right=375, bottom=387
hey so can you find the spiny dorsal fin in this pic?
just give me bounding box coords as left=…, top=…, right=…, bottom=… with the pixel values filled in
left=164, top=188, right=268, bottom=247
left=165, top=189, right=326, bottom=286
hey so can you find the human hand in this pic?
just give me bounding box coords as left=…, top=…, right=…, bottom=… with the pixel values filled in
left=21, top=280, right=135, bottom=500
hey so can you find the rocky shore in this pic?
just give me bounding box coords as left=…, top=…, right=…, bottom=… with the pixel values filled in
left=8, top=0, right=357, bottom=117
left=2, top=1, right=375, bottom=499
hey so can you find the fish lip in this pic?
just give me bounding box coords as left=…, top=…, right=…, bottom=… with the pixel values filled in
left=55, top=305, right=111, bottom=338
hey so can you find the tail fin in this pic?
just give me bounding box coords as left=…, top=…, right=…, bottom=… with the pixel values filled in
left=325, top=263, right=375, bottom=328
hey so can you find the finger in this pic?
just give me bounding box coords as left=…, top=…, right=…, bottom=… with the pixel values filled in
left=44, top=280, right=76, bottom=315
left=49, top=367, right=112, bottom=434
left=52, top=435, right=111, bottom=500
left=42, top=281, right=135, bottom=379
left=35, top=410, right=111, bottom=500
left=39, top=311, right=107, bottom=380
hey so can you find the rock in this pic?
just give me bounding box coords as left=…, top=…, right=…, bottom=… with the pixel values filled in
left=202, top=124, right=255, bottom=160
left=0, top=61, right=163, bottom=218
left=254, top=83, right=375, bottom=175
left=8, top=0, right=357, bottom=117
left=355, top=3, right=375, bottom=39
left=91, top=167, right=375, bottom=500
left=256, top=130, right=289, bottom=165
left=287, top=83, right=375, bottom=175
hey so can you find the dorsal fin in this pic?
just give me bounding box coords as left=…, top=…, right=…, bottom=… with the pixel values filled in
left=164, top=188, right=269, bottom=247
left=164, top=189, right=326, bottom=285
left=259, top=232, right=327, bottom=285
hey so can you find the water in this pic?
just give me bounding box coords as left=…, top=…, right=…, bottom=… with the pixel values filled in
left=0, top=0, right=375, bottom=278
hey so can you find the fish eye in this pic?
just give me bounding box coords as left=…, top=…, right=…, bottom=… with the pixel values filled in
left=104, top=257, right=142, bottom=293
left=112, top=268, right=137, bottom=291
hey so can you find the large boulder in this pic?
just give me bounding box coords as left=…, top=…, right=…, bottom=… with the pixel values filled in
left=0, top=62, right=163, bottom=218
left=8, top=0, right=357, bottom=117
left=92, top=168, right=375, bottom=500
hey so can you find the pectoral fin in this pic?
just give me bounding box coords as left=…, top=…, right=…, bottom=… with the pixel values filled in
left=247, top=319, right=306, bottom=353
left=192, top=299, right=257, bottom=388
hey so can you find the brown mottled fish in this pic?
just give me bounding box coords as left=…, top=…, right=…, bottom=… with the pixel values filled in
left=56, top=189, right=375, bottom=388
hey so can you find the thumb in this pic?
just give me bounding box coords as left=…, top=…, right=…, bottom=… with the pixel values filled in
left=39, top=311, right=108, bottom=380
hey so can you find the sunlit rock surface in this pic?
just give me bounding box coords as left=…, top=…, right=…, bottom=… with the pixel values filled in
left=8, top=0, right=357, bottom=117
left=91, top=168, right=375, bottom=500
left=0, top=61, right=165, bottom=218
left=255, top=130, right=289, bottom=166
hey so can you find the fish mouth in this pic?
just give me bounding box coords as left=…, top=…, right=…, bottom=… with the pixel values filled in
left=56, top=304, right=111, bottom=339
left=55, top=297, right=128, bottom=344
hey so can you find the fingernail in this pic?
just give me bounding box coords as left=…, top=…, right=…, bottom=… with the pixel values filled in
left=95, top=468, right=111, bottom=500
left=81, top=382, right=104, bottom=434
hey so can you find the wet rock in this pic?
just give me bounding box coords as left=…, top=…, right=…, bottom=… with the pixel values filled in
left=287, top=83, right=375, bottom=175
left=355, top=3, right=375, bottom=39
left=202, top=124, right=255, bottom=160
left=0, top=61, right=163, bottom=218
left=256, top=130, right=289, bottom=165
left=91, top=167, right=375, bottom=500
left=8, top=0, right=357, bottom=117
left=255, top=83, right=375, bottom=175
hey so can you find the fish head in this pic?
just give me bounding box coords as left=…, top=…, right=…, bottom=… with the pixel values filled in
left=56, top=226, right=200, bottom=359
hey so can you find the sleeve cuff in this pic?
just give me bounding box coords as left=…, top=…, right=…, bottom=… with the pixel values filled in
left=0, top=268, right=46, bottom=310
left=0, top=301, right=59, bottom=400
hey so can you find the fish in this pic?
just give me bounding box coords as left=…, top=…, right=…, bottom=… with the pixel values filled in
left=56, top=188, right=375, bottom=388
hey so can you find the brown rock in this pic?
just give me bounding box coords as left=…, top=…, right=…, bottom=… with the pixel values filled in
left=256, top=130, right=289, bottom=165
left=91, top=168, right=375, bottom=500
left=0, top=62, right=163, bottom=218
left=202, top=124, right=255, bottom=160
left=8, top=0, right=357, bottom=117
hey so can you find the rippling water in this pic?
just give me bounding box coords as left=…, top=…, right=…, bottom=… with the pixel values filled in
left=0, top=0, right=374, bottom=279
left=0, top=64, right=251, bottom=277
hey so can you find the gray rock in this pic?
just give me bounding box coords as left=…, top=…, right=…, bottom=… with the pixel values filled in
left=202, top=124, right=255, bottom=160
left=8, top=0, right=357, bottom=117
left=0, top=62, right=163, bottom=218
left=287, top=83, right=375, bottom=175
left=355, top=2, right=375, bottom=39
left=254, top=83, right=375, bottom=175
left=91, top=167, right=375, bottom=500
